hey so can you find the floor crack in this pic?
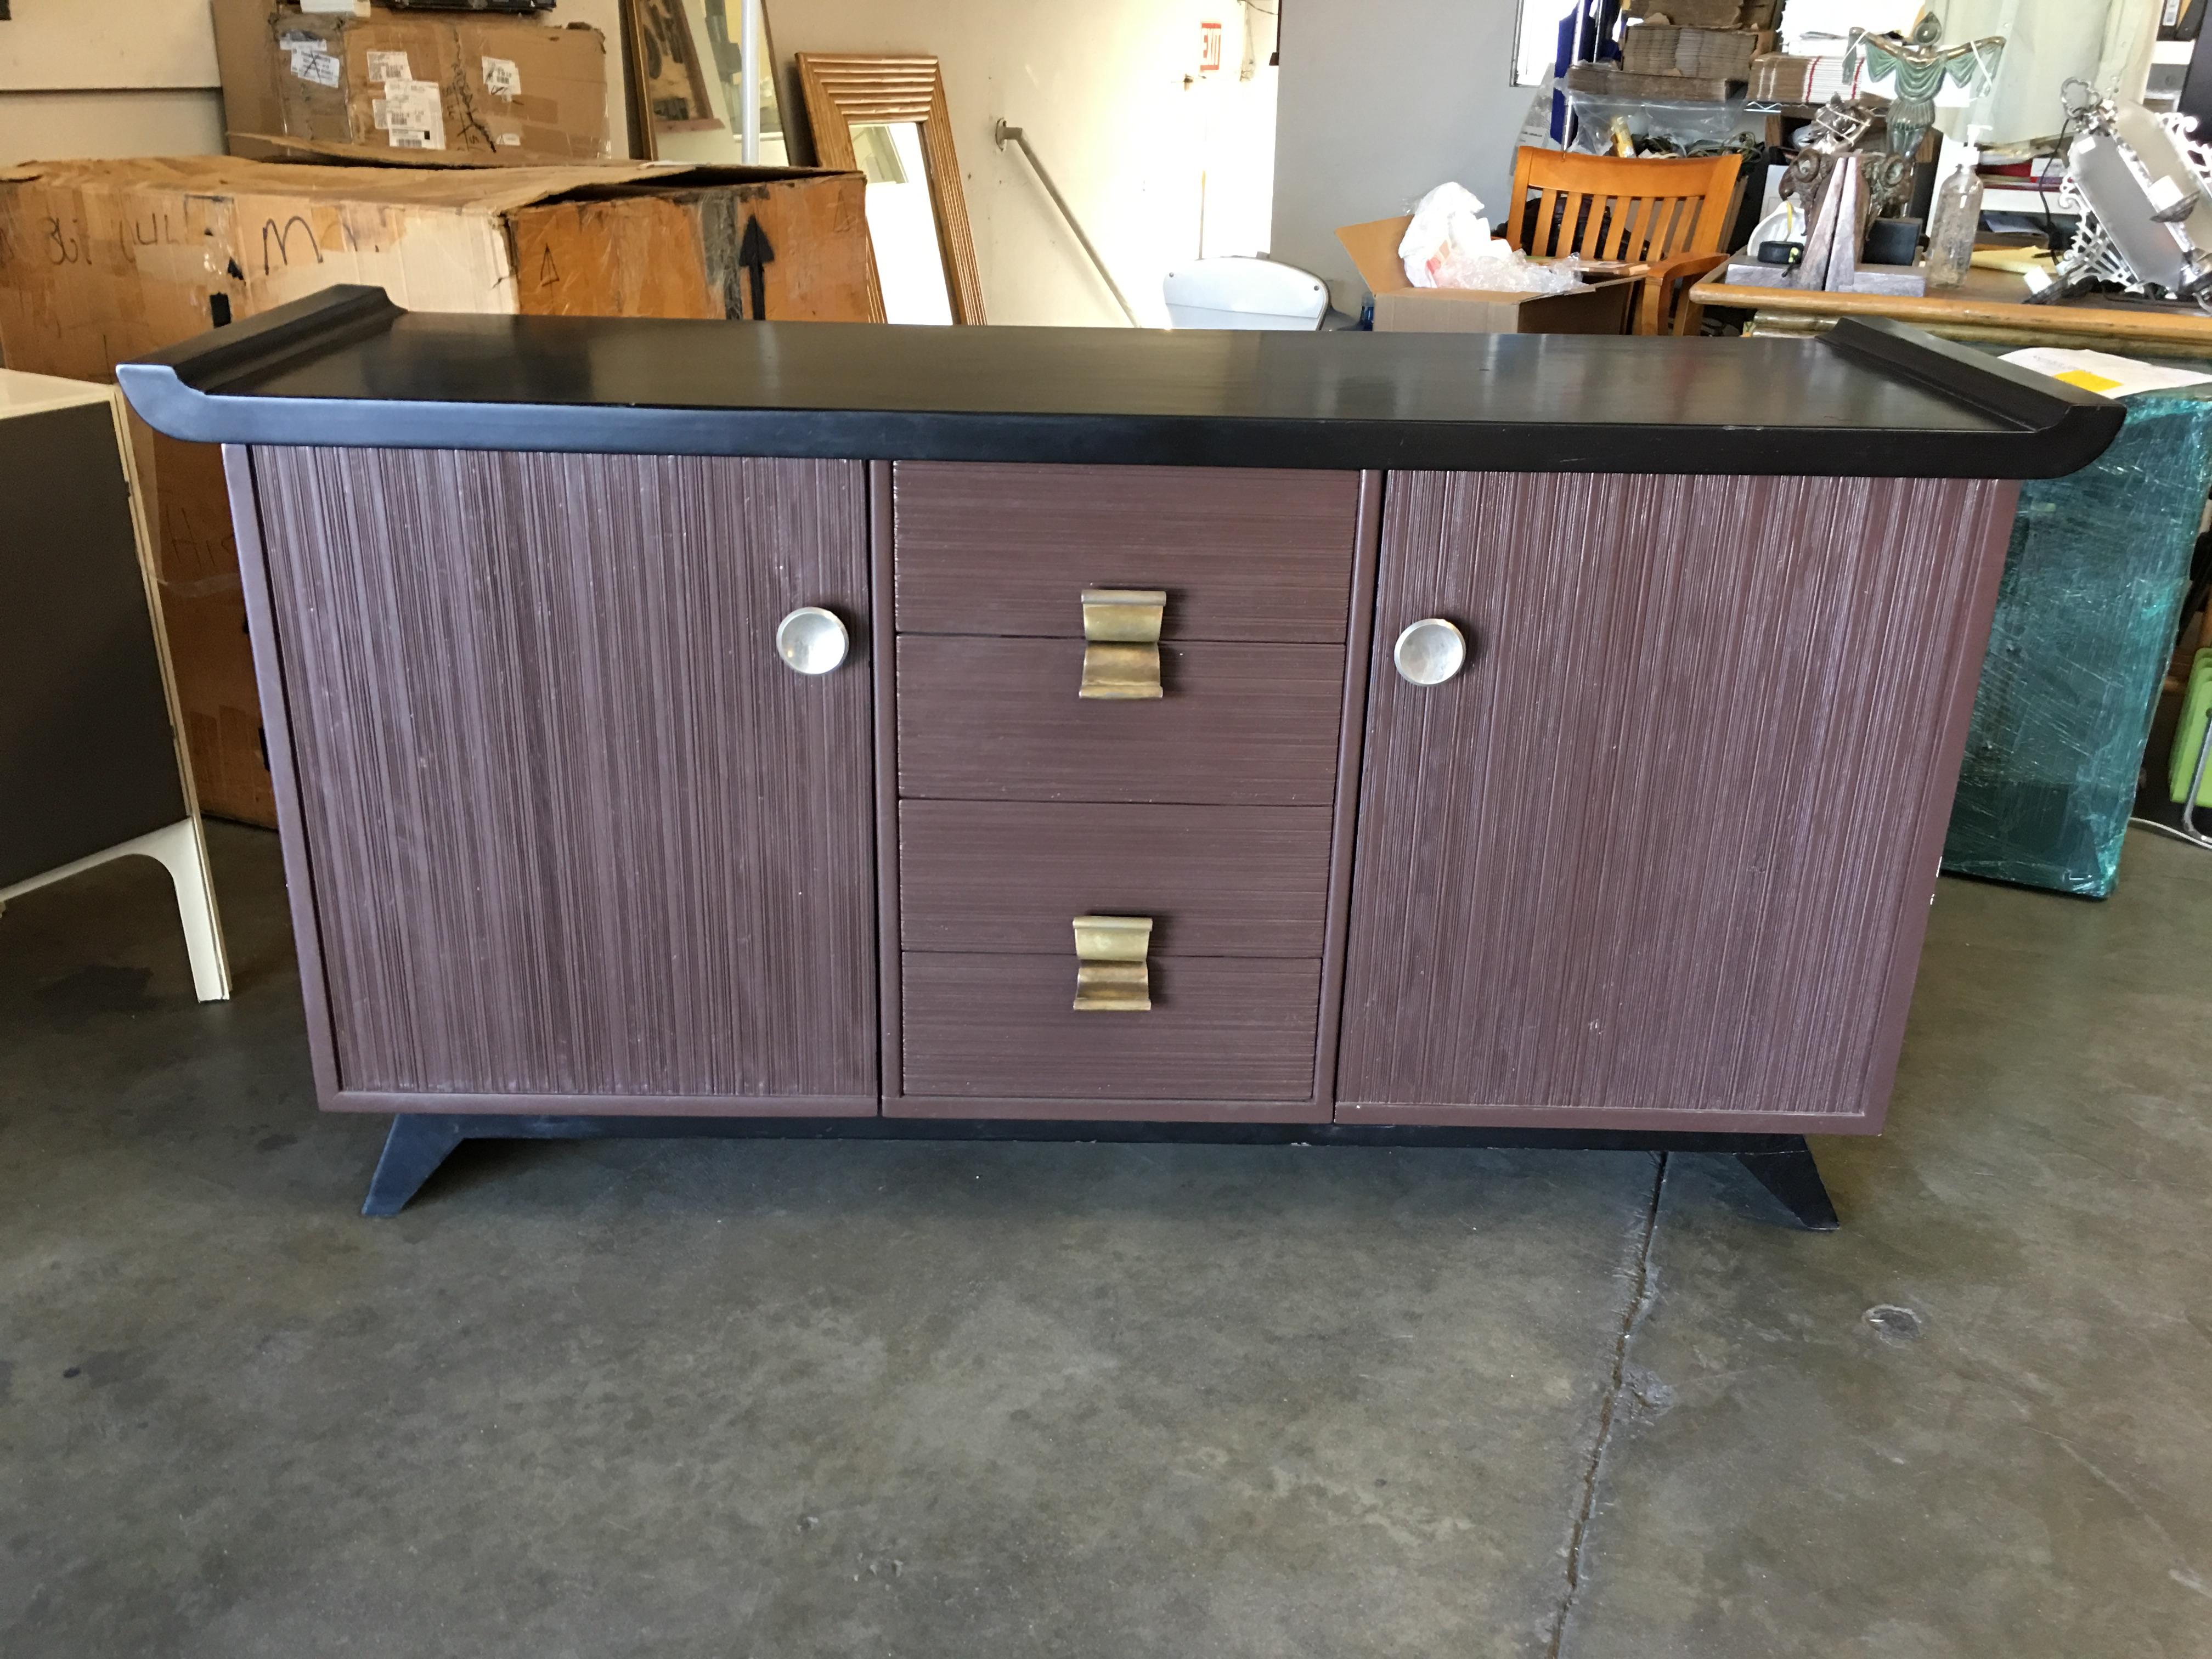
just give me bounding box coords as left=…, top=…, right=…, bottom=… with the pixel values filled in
left=1542, top=1151, right=1668, bottom=1659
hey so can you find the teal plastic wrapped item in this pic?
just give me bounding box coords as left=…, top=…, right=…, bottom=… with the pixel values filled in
left=1942, top=376, right=2212, bottom=897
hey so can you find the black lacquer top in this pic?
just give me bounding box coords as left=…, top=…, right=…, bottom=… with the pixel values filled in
left=116, top=285, right=2121, bottom=478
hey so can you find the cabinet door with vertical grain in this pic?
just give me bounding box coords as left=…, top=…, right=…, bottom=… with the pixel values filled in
left=253, top=449, right=876, bottom=1110
left=1338, top=471, right=2016, bottom=1134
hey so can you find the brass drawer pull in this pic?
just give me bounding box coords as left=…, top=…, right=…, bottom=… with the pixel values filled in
left=1079, top=589, right=1165, bottom=699
left=1072, top=914, right=1152, bottom=1011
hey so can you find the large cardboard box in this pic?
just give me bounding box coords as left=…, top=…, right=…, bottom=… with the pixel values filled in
left=1620, top=25, right=1774, bottom=82
left=0, top=156, right=877, bottom=823
left=1336, top=216, right=1640, bottom=335
left=1624, top=0, right=1780, bottom=24
left=214, top=0, right=610, bottom=167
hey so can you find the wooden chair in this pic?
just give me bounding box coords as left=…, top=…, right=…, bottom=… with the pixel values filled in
left=1504, top=149, right=1745, bottom=335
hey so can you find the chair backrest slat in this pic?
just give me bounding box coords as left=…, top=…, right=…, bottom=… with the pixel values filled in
left=1503, top=148, right=1742, bottom=263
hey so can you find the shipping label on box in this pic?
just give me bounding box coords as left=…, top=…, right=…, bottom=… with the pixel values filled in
left=267, top=12, right=608, bottom=167
left=374, top=79, right=447, bottom=150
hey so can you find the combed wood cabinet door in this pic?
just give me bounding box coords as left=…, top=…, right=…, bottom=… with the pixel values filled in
left=250, top=450, right=877, bottom=1111
left=1337, top=470, right=2017, bottom=1134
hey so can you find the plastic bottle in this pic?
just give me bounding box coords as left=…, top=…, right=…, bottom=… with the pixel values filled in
left=1925, top=133, right=1986, bottom=290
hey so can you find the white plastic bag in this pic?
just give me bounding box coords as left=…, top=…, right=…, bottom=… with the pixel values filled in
left=1397, top=182, right=1582, bottom=296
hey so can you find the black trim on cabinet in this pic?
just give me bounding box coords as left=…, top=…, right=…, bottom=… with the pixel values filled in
left=117, top=285, right=2123, bottom=479
left=361, top=1111, right=1842, bottom=1229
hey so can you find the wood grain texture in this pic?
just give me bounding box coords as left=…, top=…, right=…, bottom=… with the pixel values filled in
left=797, top=54, right=984, bottom=325
left=899, top=800, right=1333, bottom=957
left=901, top=952, right=1321, bottom=1102
left=252, top=447, right=877, bottom=1107
left=1338, top=470, right=2016, bottom=1131
left=899, top=636, right=1344, bottom=805
left=893, top=462, right=1362, bottom=641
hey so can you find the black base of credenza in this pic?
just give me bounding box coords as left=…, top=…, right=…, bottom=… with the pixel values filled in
left=362, top=1114, right=1842, bottom=1231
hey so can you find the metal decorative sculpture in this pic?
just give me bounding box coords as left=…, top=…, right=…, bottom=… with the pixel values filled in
left=1843, top=14, right=2006, bottom=213
left=2046, top=83, right=2212, bottom=310
left=1777, top=95, right=1882, bottom=225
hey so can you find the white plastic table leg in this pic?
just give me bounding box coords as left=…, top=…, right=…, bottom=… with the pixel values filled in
left=0, top=819, right=231, bottom=1001
left=144, top=819, right=230, bottom=1002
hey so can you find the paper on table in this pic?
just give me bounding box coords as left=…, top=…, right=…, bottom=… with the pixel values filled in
left=2000, top=348, right=2212, bottom=397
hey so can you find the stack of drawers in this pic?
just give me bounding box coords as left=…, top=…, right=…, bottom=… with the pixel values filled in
left=890, top=461, right=1363, bottom=1113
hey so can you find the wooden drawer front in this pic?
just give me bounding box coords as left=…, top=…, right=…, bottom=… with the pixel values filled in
left=899, top=635, right=1344, bottom=805
left=893, top=462, right=1360, bottom=642
left=900, top=800, right=1333, bottom=957
left=902, top=952, right=1322, bottom=1101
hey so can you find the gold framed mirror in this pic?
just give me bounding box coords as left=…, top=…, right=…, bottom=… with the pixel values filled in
left=796, top=54, right=985, bottom=325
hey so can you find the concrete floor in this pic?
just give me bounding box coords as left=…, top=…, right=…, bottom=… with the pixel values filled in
left=2, top=823, right=2208, bottom=1658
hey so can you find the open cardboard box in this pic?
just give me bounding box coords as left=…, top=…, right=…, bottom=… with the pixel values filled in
left=0, top=155, right=877, bottom=824
left=1337, top=215, right=1640, bottom=334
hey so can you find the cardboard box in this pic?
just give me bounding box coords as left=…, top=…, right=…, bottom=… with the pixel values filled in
left=161, top=580, right=279, bottom=829
left=1336, top=216, right=1640, bottom=335
left=1620, top=25, right=1774, bottom=82
left=1565, top=62, right=1743, bottom=102
left=1625, top=0, right=1779, bottom=24
left=0, top=155, right=877, bottom=822
left=215, top=0, right=610, bottom=167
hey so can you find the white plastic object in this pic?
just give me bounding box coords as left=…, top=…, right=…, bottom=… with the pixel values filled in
left=1393, top=619, right=1466, bottom=687
left=1161, top=257, right=1329, bottom=330
left=1397, top=182, right=1581, bottom=296
left=776, top=606, right=849, bottom=674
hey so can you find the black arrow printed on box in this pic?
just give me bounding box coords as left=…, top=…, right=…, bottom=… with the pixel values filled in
left=737, top=216, right=774, bottom=320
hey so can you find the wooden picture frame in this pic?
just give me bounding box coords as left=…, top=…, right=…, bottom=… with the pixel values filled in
left=796, top=54, right=986, bottom=324
left=626, top=0, right=723, bottom=140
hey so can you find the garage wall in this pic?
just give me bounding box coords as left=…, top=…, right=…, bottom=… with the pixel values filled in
left=775, top=0, right=1278, bottom=326
left=1271, top=0, right=1536, bottom=312
left=0, top=0, right=224, bottom=165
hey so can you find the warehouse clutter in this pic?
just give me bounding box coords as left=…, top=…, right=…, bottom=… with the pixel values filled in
left=3, top=5, right=2212, bottom=1655
left=2, top=0, right=2205, bottom=867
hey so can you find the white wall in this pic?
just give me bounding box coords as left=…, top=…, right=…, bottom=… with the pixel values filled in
left=0, top=88, right=223, bottom=165
left=0, top=0, right=222, bottom=165
left=1270, top=0, right=1534, bottom=311
left=776, top=0, right=1278, bottom=326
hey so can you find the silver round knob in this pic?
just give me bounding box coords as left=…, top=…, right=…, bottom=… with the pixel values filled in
left=1392, top=618, right=1466, bottom=686
left=776, top=606, right=849, bottom=674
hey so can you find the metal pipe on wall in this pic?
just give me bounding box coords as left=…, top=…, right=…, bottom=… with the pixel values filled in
left=995, top=119, right=1144, bottom=326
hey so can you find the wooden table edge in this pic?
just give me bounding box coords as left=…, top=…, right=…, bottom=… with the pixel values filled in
left=1689, top=274, right=2212, bottom=348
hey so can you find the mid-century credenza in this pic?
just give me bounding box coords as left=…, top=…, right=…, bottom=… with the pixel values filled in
left=119, top=287, right=2121, bottom=1224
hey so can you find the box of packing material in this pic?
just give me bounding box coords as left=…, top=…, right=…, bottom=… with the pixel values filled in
left=214, top=0, right=610, bottom=166
left=1335, top=215, right=1640, bottom=335
left=0, top=155, right=877, bottom=822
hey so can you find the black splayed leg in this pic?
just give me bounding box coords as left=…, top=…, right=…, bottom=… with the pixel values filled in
left=362, top=1115, right=469, bottom=1217
left=1733, top=1138, right=1840, bottom=1231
